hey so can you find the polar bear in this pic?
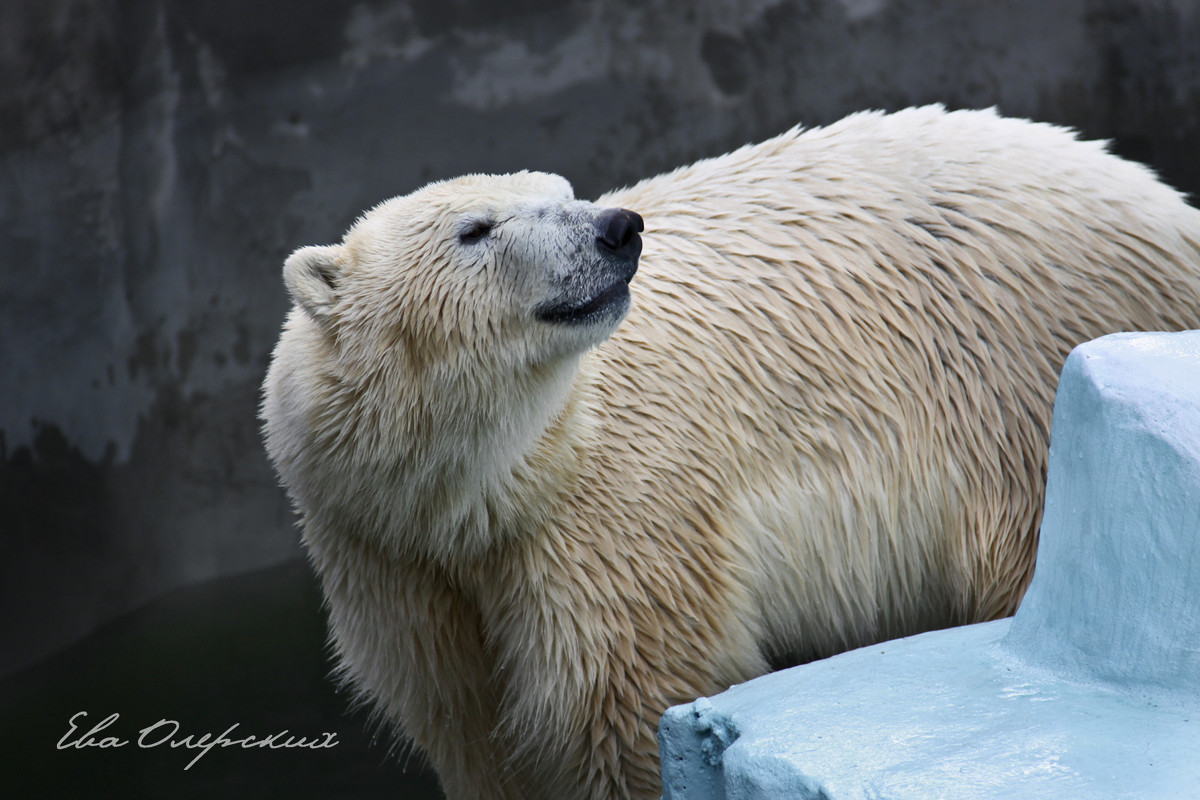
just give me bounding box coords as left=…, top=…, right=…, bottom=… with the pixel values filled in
left=261, top=106, right=1200, bottom=800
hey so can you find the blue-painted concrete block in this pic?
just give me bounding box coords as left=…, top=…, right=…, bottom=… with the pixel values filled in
left=659, top=330, right=1200, bottom=800
left=1006, top=332, right=1200, bottom=690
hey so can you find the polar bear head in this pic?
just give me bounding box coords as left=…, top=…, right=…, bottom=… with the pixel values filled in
left=268, top=171, right=643, bottom=559
left=283, top=171, right=643, bottom=378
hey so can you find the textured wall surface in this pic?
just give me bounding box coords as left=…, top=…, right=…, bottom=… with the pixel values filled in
left=658, top=330, right=1200, bottom=800
left=3, top=0, right=1199, bottom=676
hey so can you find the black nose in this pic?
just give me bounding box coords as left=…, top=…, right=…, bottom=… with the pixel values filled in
left=596, top=208, right=644, bottom=261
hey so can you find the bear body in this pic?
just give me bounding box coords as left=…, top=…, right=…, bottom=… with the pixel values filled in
left=261, top=106, right=1200, bottom=799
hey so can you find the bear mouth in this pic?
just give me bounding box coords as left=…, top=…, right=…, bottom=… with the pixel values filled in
left=535, top=277, right=633, bottom=326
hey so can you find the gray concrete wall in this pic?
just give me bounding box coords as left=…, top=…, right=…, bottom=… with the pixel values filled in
left=3, top=0, right=1198, bottom=677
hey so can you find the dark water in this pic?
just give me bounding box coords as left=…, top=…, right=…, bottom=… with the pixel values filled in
left=0, top=561, right=444, bottom=799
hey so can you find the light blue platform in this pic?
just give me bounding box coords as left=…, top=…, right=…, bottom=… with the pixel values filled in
left=659, top=331, right=1200, bottom=800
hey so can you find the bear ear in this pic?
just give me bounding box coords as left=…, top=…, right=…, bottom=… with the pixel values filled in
left=283, top=245, right=343, bottom=323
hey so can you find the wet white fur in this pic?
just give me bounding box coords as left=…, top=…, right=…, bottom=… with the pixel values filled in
left=262, top=106, right=1200, bottom=799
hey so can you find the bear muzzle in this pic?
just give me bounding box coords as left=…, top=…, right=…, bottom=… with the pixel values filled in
left=534, top=207, right=643, bottom=326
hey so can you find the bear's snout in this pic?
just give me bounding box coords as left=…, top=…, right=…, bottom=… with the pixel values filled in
left=596, top=208, right=644, bottom=265
left=531, top=207, right=643, bottom=328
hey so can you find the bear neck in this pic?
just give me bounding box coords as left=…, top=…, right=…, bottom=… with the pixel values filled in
left=332, top=350, right=597, bottom=565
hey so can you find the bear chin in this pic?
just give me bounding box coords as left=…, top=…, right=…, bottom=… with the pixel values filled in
left=534, top=280, right=633, bottom=326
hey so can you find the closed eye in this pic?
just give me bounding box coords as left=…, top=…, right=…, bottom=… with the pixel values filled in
left=459, top=219, right=494, bottom=244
